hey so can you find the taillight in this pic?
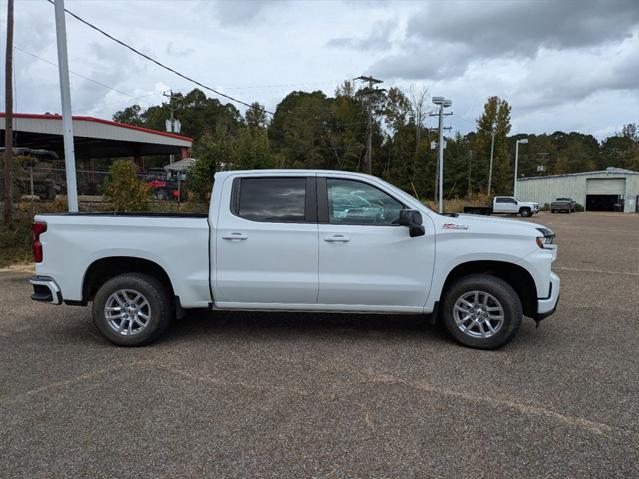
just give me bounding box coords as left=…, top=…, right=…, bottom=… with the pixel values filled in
left=32, top=221, right=47, bottom=263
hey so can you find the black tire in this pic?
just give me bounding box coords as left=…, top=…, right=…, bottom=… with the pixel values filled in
left=156, top=189, right=169, bottom=201
left=551, top=209, right=556, bottom=214
left=519, top=207, right=532, bottom=217
left=442, top=274, right=522, bottom=350
left=92, top=273, right=172, bottom=347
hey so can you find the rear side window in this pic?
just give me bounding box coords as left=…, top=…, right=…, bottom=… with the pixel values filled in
left=236, top=177, right=306, bottom=222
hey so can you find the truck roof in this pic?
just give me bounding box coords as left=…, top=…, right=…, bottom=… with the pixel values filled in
left=214, top=169, right=379, bottom=181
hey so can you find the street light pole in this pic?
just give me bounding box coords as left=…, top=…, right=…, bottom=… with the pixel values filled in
left=431, top=97, right=452, bottom=213
left=54, top=0, right=79, bottom=212
left=437, top=105, right=444, bottom=213
left=514, top=138, right=528, bottom=197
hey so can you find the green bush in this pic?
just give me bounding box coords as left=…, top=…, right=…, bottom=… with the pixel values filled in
left=575, top=203, right=585, bottom=212
left=103, top=160, right=149, bottom=212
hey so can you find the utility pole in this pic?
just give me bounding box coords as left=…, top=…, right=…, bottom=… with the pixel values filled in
left=430, top=97, right=453, bottom=213
left=54, top=0, right=79, bottom=212
left=513, top=138, right=528, bottom=197
left=354, top=75, right=383, bottom=175
left=487, top=124, right=496, bottom=196
left=3, top=0, right=14, bottom=224
left=163, top=90, right=181, bottom=164
left=468, top=150, right=473, bottom=199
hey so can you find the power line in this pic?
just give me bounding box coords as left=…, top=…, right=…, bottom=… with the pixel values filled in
left=44, top=0, right=273, bottom=114
left=15, top=45, right=139, bottom=99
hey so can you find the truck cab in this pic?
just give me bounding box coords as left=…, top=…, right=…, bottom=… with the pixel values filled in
left=493, top=197, right=539, bottom=217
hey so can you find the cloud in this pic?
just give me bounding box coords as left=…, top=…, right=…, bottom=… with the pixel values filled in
left=327, top=19, right=397, bottom=51
left=209, top=0, right=283, bottom=25
left=407, top=0, right=639, bottom=57
left=166, top=42, right=195, bottom=57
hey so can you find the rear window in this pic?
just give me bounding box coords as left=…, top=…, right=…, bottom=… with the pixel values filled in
left=236, top=177, right=306, bottom=222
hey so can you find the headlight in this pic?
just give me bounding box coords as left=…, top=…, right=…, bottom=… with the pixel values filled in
left=535, top=227, right=555, bottom=248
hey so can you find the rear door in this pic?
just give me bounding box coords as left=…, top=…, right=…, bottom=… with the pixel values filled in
left=316, top=177, right=434, bottom=311
left=213, top=175, right=319, bottom=306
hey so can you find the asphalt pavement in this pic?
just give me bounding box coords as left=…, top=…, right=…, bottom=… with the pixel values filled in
left=1, top=212, right=638, bottom=478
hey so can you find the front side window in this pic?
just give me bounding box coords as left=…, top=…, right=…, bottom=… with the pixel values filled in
left=237, top=177, right=306, bottom=222
left=327, top=179, right=403, bottom=225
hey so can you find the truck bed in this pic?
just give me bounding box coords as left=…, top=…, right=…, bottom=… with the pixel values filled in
left=34, top=212, right=211, bottom=308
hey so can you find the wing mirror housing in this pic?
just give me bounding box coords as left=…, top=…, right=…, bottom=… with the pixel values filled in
left=399, top=209, right=425, bottom=237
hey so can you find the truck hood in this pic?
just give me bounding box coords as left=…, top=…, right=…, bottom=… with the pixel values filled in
left=433, top=213, right=549, bottom=239
left=455, top=213, right=539, bottom=230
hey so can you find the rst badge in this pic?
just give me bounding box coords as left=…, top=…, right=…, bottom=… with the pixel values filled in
left=442, top=223, right=469, bottom=230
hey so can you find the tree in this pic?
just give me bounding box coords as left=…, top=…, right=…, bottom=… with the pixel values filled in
left=245, top=102, right=268, bottom=129
left=268, top=91, right=334, bottom=169
left=621, top=123, right=638, bottom=142
left=113, top=105, right=144, bottom=126
left=474, top=96, right=512, bottom=195
left=104, top=160, right=149, bottom=212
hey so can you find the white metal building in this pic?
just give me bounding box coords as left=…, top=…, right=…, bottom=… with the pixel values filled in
left=516, top=167, right=639, bottom=213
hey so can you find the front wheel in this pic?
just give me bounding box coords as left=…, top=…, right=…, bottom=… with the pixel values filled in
left=92, top=273, right=172, bottom=346
left=442, top=274, right=522, bottom=349
left=519, top=207, right=532, bottom=217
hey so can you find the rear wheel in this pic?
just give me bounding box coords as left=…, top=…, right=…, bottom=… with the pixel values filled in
left=92, top=273, right=172, bottom=346
left=442, top=274, right=522, bottom=349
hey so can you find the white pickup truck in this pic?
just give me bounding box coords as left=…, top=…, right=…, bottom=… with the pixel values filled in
left=30, top=170, right=559, bottom=349
left=463, top=196, right=540, bottom=217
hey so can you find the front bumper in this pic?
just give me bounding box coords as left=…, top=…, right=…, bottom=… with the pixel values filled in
left=30, top=276, right=63, bottom=305
left=535, top=271, right=560, bottom=320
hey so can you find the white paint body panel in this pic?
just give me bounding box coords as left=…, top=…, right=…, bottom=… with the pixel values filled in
left=34, top=169, right=559, bottom=318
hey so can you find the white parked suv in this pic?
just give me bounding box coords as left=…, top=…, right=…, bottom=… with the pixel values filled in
left=29, top=170, right=560, bottom=349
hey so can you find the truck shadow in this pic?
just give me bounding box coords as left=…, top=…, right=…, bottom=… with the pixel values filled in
left=165, top=309, right=453, bottom=344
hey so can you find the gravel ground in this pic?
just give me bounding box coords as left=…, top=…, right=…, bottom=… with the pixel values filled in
left=1, top=212, right=638, bottom=478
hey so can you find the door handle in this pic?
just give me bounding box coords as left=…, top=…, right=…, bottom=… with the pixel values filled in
left=324, top=234, right=350, bottom=243
left=222, top=233, right=248, bottom=240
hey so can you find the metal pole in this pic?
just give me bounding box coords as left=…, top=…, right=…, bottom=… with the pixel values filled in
left=3, top=0, right=14, bottom=224
left=514, top=141, right=520, bottom=197
left=468, top=151, right=472, bottom=199
left=54, top=0, right=78, bottom=212
left=487, top=129, right=495, bottom=196
left=437, top=104, right=444, bottom=213
left=366, top=98, right=372, bottom=174
left=169, top=90, right=175, bottom=164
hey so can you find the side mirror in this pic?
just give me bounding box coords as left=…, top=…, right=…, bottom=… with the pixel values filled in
left=399, top=209, right=425, bottom=237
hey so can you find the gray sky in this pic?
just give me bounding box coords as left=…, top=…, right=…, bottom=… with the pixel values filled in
left=4, top=0, right=639, bottom=139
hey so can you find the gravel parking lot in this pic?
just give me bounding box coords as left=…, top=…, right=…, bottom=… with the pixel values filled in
left=1, top=212, right=638, bottom=478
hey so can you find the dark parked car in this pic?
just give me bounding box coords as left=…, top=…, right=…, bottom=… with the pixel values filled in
left=551, top=197, right=576, bottom=213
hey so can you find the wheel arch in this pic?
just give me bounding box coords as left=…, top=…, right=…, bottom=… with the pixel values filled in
left=440, top=260, right=537, bottom=318
left=82, top=256, right=175, bottom=303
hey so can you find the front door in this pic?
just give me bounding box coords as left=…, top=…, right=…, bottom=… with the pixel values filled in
left=317, top=177, right=435, bottom=311
left=214, top=175, right=318, bottom=306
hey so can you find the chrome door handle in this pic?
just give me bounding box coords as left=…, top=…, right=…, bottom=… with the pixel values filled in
left=222, top=233, right=248, bottom=240
left=324, top=234, right=350, bottom=243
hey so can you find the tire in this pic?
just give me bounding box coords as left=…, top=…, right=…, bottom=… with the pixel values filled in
left=442, top=274, right=522, bottom=350
left=519, top=207, right=532, bottom=217
left=156, top=189, right=169, bottom=201
left=551, top=209, right=556, bottom=214
left=92, top=273, right=172, bottom=347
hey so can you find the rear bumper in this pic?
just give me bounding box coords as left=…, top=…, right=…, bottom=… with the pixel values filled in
left=30, top=276, right=62, bottom=305
left=535, top=271, right=560, bottom=320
